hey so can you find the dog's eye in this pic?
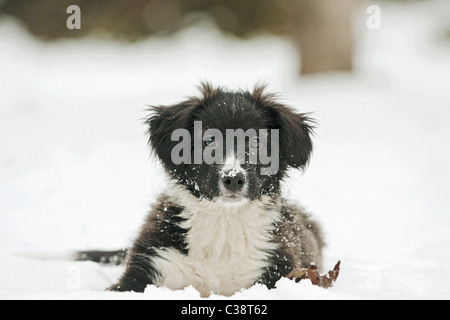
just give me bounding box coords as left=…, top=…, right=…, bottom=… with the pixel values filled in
left=203, top=135, right=216, bottom=147
left=250, top=137, right=260, bottom=148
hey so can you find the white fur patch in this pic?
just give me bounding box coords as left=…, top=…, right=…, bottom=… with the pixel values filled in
left=221, top=154, right=246, bottom=175
left=214, top=196, right=249, bottom=208
left=156, top=185, right=280, bottom=296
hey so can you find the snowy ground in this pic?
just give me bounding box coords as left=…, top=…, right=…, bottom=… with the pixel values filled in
left=1, top=1, right=449, bottom=299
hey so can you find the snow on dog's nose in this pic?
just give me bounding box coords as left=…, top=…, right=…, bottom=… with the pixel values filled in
left=219, top=155, right=248, bottom=202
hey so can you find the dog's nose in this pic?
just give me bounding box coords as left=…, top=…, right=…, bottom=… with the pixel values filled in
left=221, top=171, right=246, bottom=191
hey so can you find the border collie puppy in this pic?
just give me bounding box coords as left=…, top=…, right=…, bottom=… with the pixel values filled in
left=85, top=83, right=323, bottom=296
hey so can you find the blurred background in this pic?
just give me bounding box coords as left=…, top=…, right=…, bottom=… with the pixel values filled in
left=0, top=0, right=449, bottom=298
left=1, top=0, right=359, bottom=74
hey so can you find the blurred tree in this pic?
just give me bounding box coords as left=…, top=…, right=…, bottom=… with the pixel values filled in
left=289, top=0, right=356, bottom=74
left=0, top=0, right=358, bottom=75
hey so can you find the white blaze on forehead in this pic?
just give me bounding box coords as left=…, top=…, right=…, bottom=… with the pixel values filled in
left=221, top=154, right=246, bottom=175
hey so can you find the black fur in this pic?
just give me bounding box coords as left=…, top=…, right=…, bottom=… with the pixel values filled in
left=108, top=196, right=188, bottom=292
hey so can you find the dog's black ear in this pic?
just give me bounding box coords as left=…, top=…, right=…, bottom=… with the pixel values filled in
left=251, top=85, right=314, bottom=169
left=145, top=82, right=219, bottom=170
left=274, top=106, right=314, bottom=169
left=145, top=101, right=198, bottom=169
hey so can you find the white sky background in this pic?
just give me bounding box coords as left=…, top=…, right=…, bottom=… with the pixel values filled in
left=0, top=0, right=449, bottom=299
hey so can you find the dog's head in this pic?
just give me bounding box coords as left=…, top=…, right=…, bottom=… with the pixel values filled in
left=146, top=83, right=314, bottom=206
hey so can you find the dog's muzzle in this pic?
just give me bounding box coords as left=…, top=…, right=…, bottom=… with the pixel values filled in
left=221, top=170, right=245, bottom=192
left=220, top=169, right=247, bottom=203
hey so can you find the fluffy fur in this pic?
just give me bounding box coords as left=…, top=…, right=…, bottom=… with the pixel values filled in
left=80, top=83, right=324, bottom=297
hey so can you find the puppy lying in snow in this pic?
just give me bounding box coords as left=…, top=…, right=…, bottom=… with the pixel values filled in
left=79, top=83, right=331, bottom=296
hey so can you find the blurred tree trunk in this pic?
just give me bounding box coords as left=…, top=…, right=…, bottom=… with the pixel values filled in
left=290, top=0, right=357, bottom=74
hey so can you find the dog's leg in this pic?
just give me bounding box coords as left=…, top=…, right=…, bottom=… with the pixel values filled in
left=107, top=253, right=160, bottom=292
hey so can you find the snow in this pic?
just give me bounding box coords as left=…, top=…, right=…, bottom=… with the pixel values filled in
left=1, top=1, right=450, bottom=299
left=221, top=168, right=239, bottom=178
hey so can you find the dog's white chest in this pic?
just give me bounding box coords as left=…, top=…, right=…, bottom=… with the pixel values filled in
left=152, top=201, right=279, bottom=296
